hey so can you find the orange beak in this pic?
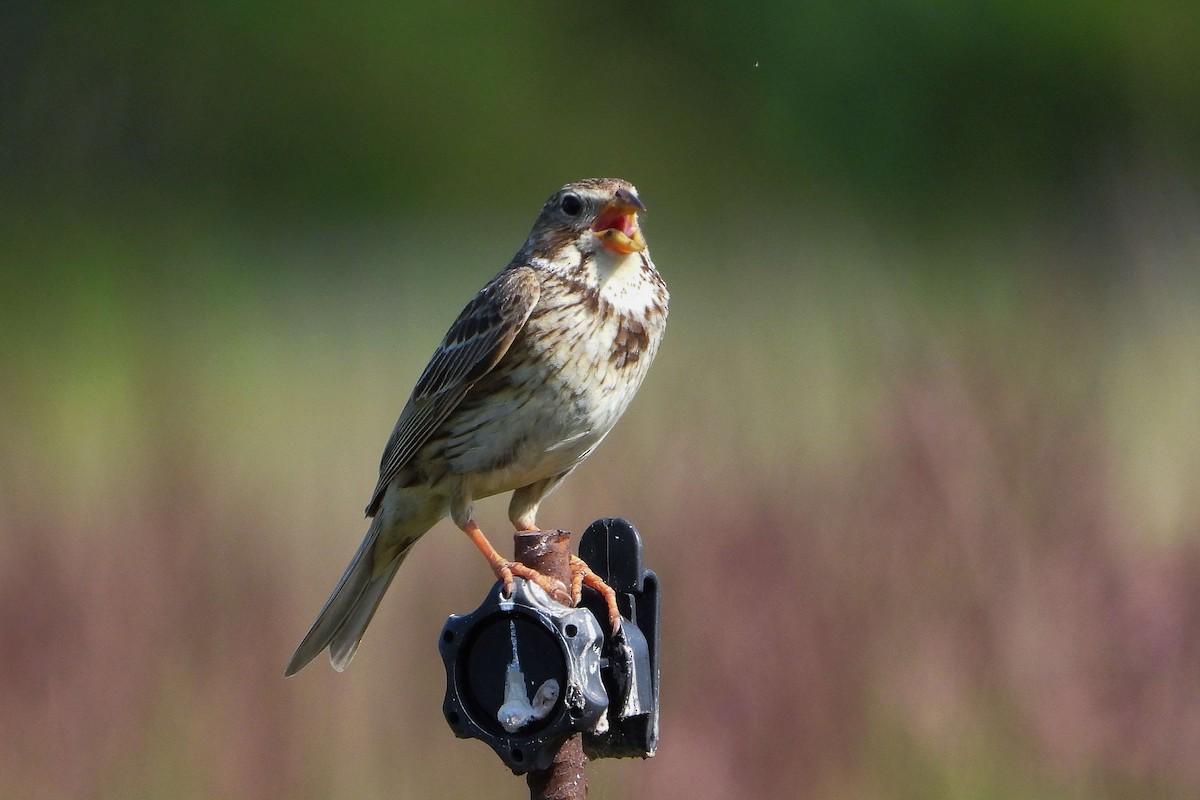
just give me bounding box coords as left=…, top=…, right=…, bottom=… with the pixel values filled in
left=591, top=190, right=646, bottom=254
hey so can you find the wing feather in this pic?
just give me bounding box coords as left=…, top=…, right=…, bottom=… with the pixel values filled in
left=364, top=266, right=541, bottom=516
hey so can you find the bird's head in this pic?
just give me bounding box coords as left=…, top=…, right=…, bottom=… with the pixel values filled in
left=525, top=178, right=647, bottom=261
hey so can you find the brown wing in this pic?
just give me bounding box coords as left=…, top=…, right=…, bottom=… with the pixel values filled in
left=364, top=266, right=541, bottom=517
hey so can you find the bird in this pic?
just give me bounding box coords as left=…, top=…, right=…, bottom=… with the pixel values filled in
left=285, top=178, right=668, bottom=676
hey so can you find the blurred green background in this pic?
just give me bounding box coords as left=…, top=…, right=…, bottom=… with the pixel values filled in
left=4, top=3, right=1200, bottom=798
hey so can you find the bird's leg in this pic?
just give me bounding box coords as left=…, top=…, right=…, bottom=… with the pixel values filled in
left=462, top=520, right=571, bottom=604
left=569, top=555, right=623, bottom=633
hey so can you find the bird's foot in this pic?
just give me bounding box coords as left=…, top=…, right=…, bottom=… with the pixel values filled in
left=494, top=559, right=572, bottom=606
left=464, top=520, right=570, bottom=602
left=570, top=555, right=622, bottom=633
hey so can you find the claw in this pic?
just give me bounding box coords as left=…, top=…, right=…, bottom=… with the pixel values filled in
left=497, top=563, right=516, bottom=598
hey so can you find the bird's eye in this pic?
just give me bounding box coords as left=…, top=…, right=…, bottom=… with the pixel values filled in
left=559, top=193, right=583, bottom=217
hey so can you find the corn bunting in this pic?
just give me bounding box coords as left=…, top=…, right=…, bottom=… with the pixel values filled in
left=285, top=178, right=668, bottom=676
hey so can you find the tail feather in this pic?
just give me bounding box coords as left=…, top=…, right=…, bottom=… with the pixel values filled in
left=284, top=518, right=408, bottom=677
left=328, top=557, right=402, bottom=671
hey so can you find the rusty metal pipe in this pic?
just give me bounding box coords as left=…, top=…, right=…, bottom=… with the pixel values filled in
left=514, top=530, right=588, bottom=800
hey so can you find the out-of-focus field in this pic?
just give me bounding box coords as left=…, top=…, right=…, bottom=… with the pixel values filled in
left=4, top=3, right=1200, bottom=798
left=3, top=200, right=1199, bottom=799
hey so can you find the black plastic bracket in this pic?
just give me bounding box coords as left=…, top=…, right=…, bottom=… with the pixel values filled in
left=578, top=518, right=660, bottom=759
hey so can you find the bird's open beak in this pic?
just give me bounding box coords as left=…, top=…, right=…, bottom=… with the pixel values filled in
left=592, top=190, right=646, bottom=254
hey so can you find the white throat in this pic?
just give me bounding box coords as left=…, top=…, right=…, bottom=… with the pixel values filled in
left=592, top=247, right=652, bottom=311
